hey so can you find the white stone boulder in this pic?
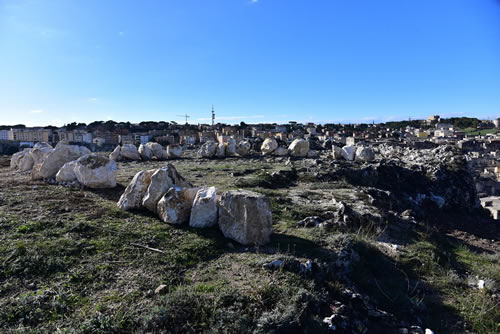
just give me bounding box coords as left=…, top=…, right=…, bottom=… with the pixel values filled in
left=216, top=143, right=226, bottom=158
left=37, top=144, right=89, bottom=179
left=199, top=141, right=218, bottom=158
left=120, top=144, right=141, bottom=160
left=226, top=138, right=237, bottom=156
left=10, top=150, right=28, bottom=169
left=332, top=145, right=343, bottom=159
left=74, top=154, right=117, bottom=188
left=157, top=187, right=198, bottom=224
left=56, top=160, right=78, bottom=183
left=167, top=145, right=182, bottom=159
left=273, top=147, right=289, bottom=156
left=30, top=146, right=53, bottom=165
left=189, top=187, right=218, bottom=228
left=355, top=146, right=375, bottom=162
left=142, top=164, right=192, bottom=213
left=19, top=153, right=34, bottom=172
left=138, top=144, right=152, bottom=161
left=146, top=142, right=165, bottom=160
left=218, top=190, right=273, bottom=246
left=117, top=169, right=156, bottom=210
left=261, top=138, right=278, bottom=155
left=288, top=139, right=309, bottom=157
left=236, top=140, right=251, bottom=156
left=109, top=146, right=121, bottom=161
left=341, top=145, right=356, bottom=161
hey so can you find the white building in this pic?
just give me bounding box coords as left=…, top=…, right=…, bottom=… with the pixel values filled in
left=0, top=130, right=9, bottom=140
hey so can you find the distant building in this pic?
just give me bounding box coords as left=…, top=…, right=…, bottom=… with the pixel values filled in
left=119, top=135, right=134, bottom=145
left=0, top=130, right=9, bottom=140
left=8, top=128, right=50, bottom=143
left=494, top=118, right=500, bottom=128
left=426, top=115, right=440, bottom=125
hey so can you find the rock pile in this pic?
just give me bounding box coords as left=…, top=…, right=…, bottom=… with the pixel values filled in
left=117, top=164, right=273, bottom=245
left=110, top=142, right=180, bottom=161
left=331, top=144, right=376, bottom=162
left=10, top=142, right=117, bottom=188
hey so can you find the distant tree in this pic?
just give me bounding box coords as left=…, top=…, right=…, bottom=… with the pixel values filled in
left=65, top=122, right=78, bottom=130
left=104, top=120, right=116, bottom=132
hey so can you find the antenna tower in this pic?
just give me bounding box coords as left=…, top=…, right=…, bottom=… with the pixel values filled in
left=177, top=114, right=190, bottom=124
left=211, top=105, right=215, bottom=127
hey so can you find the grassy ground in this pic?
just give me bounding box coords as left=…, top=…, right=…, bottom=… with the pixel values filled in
left=0, top=155, right=498, bottom=333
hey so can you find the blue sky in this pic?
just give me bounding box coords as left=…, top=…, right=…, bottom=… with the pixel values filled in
left=1, top=0, right=499, bottom=126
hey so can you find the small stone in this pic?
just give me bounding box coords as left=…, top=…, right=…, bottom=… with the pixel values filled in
left=154, top=284, right=168, bottom=295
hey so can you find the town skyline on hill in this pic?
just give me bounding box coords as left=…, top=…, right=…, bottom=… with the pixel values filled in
left=2, top=0, right=500, bottom=126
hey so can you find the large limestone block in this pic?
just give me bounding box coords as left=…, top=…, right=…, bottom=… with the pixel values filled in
left=167, top=145, right=182, bottom=159
left=273, top=147, right=289, bottom=156
left=146, top=142, right=164, bottom=160
left=120, top=144, right=141, bottom=160
left=38, top=144, right=89, bottom=179
left=30, top=146, right=53, bottom=165
left=236, top=140, right=251, bottom=156
left=117, top=169, right=156, bottom=210
left=142, top=164, right=192, bottom=213
left=216, top=143, right=226, bottom=158
left=332, top=145, right=343, bottom=159
left=10, top=150, right=28, bottom=169
left=288, top=139, right=309, bottom=157
left=19, top=153, right=34, bottom=172
left=226, top=138, right=237, bottom=156
left=218, top=190, right=273, bottom=246
left=341, top=145, right=356, bottom=161
left=261, top=138, right=278, bottom=155
left=138, top=144, right=152, bottom=161
left=74, top=154, right=117, bottom=188
left=189, top=187, right=218, bottom=228
left=157, top=187, right=198, bottom=224
left=199, top=141, right=218, bottom=158
left=109, top=146, right=121, bottom=161
left=355, top=146, right=375, bottom=162
left=56, top=160, right=78, bottom=183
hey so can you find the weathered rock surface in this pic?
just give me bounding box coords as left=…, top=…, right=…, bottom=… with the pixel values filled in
left=341, top=145, right=356, bottom=161
left=199, top=141, right=218, bottom=158
left=157, top=187, right=198, bottom=224
left=74, top=154, right=117, bottom=188
left=226, top=138, right=237, bottom=156
left=332, top=145, right=343, bottom=159
left=216, top=143, right=226, bottom=158
left=236, top=140, right=251, bottom=156
left=37, top=144, right=90, bottom=179
left=109, top=146, right=121, bottom=161
left=55, top=160, right=78, bottom=183
left=146, top=142, right=164, bottom=160
left=19, top=153, right=34, bottom=172
left=120, top=144, right=141, bottom=161
left=356, top=146, right=375, bottom=162
left=30, top=146, right=53, bottom=165
left=167, top=145, right=182, bottom=158
left=261, top=138, right=278, bottom=155
left=138, top=144, right=152, bottom=161
left=10, top=150, right=28, bottom=169
left=288, top=139, right=309, bottom=157
left=189, top=187, right=218, bottom=228
left=218, top=190, right=273, bottom=245
left=273, top=146, right=289, bottom=156
left=117, top=169, right=156, bottom=210
left=142, top=164, right=192, bottom=213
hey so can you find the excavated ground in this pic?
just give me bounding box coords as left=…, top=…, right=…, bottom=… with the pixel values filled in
left=0, top=152, right=499, bottom=333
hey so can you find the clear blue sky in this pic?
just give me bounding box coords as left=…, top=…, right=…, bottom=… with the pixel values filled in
left=1, top=0, right=499, bottom=126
